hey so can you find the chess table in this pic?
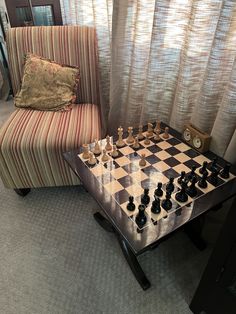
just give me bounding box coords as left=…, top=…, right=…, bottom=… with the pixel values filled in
left=63, top=123, right=236, bottom=290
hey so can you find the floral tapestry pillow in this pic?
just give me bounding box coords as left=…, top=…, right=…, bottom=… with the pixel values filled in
left=14, top=53, right=79, bottom=111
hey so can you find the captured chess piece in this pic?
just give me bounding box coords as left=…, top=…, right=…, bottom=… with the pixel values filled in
left=132, top=136, right=140, bottom=149
left=208, top=168, right=219, bottom=186
left=163, top=127, right=169, bottom=139
left=144, top=136, right=150, bottom=145
left=82, top=144, right=90, bottom=159
left=199, top=161, right=208, bottom=175
left=155, top=182, right=163, bottom=197
left=198, top=172, right=208, bottom=189
left=111, top=145, right=119, bottom=157
left=135, top=204, right=147, bottom=228
left=177, top=171, right=185, bottom=185
left=161, top=191, right=172, bottom=211
left=147, top=122, right=154, bottom=137
left=105, top=135, right=112, bottom=151
left=93, top=139, right=102, bottom=155
left=220, top=162, right=230, bottom=179
left=126, top=126, right=135, bottom=144
left=175, top=180, right=188, bottom=203
left=101, top=149, right=109, bottom=162
left=127, top=196, right=135, bottom=211
left=137, top=125, right=144, bottom=140
left=166, top=177, right=174, bottom=193
left=116, top=126, right=125, bottom=148
left=186, top=176, right=198, bottom=197
left=151, top=196, right=161, bottom=214
left=141, top=188, right=150, bottom=206
left=209, top=157, right=218, bottom=172
left=88, top=152, right=97, bottom=166
left=139, top=153, right=146, bottom=167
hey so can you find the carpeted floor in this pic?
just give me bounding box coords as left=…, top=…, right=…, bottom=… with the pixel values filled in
left=0, top=100, right=216, bottom=314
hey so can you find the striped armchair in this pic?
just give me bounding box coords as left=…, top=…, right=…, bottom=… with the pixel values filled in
left=0, top=26, right=102, bottom=193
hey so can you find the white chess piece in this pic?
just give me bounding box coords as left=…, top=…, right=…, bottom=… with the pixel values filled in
left=126, top=126, right=135, bottom=144
left=147, top=123, right=153, bottom=137
left=154, top=129, right=161, bottom=141
left=93, top=139, right=101, bottom=155
left=139, top=153, right=146, bottom=167
left=116, top=126, right=125, bottom=147
left=163, top=127, right=169, bottom=139
left=137, top=125, right=144, bottom=140
left=111, top=145, right=119, bottom=157
left=105, top=135, right=112, bottom=151
left=144, top=136, right=150, bottom=145
left=88, top=152, right=97, bottom=165
left=101, top=149, right=109, bottom=162
left=82, top=144, right=90, bottom=159
left=154, top=120, right=161, bottom=134
left=132, top=137, right=140, bottom=149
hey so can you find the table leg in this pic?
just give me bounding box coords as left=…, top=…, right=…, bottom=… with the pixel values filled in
left=93, top=212, right=151, bottom=290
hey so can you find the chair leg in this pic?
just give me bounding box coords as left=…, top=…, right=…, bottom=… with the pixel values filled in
left=14, top=188, right=31, bottom=197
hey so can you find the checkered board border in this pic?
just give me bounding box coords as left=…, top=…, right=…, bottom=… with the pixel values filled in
left=78, top=129, right=235, bottom=230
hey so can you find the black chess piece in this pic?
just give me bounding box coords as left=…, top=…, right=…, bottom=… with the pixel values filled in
left=127, top=196, right=135, bottom=211
left=151, top=196, right=161, bottom=214
left=177, top=171, right=185, bottom=185
left=166, top=177, right=174, bottom=193
left=154, top=182, right=163, bottom=197
left=186, top=176, right=197, bottom=197
left=198, top=172, right=208, bottom=189
left=209, top=157, right=218, bottom=172
left=161, top=191, right=172, bottom=211
left=199, top=161, right=208, bottom=175
left=175, top=180, right=188, bottom=203
left=220, top=163, right=230, bottom=179
left=135, top=204, right=147, bottom=228
left=188, top=166, right=197, bottom=181
left=141, top=188, right=150, bottom=205
left=208, top=168, right=219, bottom=186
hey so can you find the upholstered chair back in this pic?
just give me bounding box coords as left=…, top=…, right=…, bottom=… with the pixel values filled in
left=6, top=26, right=100, bottom=106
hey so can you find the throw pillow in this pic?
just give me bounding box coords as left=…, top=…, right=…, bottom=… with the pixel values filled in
left=14, top=53, right=79, bottom=111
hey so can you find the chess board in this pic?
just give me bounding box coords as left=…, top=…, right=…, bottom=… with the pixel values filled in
left=78, top=127, right=235, bottom=230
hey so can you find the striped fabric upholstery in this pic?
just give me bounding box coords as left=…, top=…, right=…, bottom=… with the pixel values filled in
left=0, top=104, right=101, bottom=188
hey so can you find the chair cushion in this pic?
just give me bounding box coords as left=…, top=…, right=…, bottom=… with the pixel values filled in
left=0, top=104, right=101, bottom=188
left=14, top=53, right=80, bottom=111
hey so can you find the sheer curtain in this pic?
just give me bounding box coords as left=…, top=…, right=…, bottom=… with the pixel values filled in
left=109, top=0, right=236, bottom=163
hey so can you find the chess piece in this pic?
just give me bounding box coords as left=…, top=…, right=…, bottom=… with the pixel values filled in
left=198, top=172, right=208, bottom=189
left=137, top=125, right=144, bottom=140
left=139, top=153, right=146, bottom=167
left=209, top=157, right=218, bottom=172
left=101, top=149, right=109, bottom=162
left=144, top=136, right=150, bottom=145
left=154, top=129, right=161, bottom=141
left=186, top=176, right=197, bottom=197
left=188, top=166, right=197, bottom=181
left=166, top=177, right=175, bottom=193
left=208, top=168, right=219, bottom=186
left=162, top=127, right=169, bottom=139
left=127, top=196, right=135, bottom=211
left=199, top=161, right=208, bottom=175
left=126, top=126, right=135, bottom=144
left=82, top=144, right=90, bottom=159
left=154, top=182, right=163, bottom=197
left=93, top=139, right=101, bottom=155
left=175, top=180, right=188, bottom=203
left=177, top=171, right=185, bottom=185
left=154, top=120, right=161, bottom=134
left=88, top=152, right=97, bottom=165
left=151, top=196, right=161, bottom=214
left=147, top=123, right=154, bottom=137
left=220, top=163, right=230, bottom=179
left=111, top=145, right=119, bottom=157
left=116, top=126, right=125, bottom=148
left=141, top=188, right=150, bottom=205
left=135, top=204, right=147, bottom=228
left=132, top=136, right=140, bottom=149
left=161, top=191, right=172, bottom=211
left=105, top=135, right=112, bottom=151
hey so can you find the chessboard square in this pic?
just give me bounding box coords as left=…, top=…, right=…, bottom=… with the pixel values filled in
left=184, top=149, right=200, bottom=158
left=156, top=141, right=172, bottom=150
left=132, top=144, right=145, bottom=151
left=165, top=146, right=181, bottom=156
left=104, top=160, right=120, bottom=170
left=122, top=163, right=139, bottom=173
left=115, top=156, right=131, bottom=167
left=173, top=164, right=192, bottom=174
left=90, top=164, right=108, bottom=177
left=164, top=157, right=180, bottom=167
left=136, top=148, right=153, bottom=157
left=126, top=184, right=143, bottom=196
left=167, top=137, right=181, bottom=146
left=118, top=175, right=136, bottom=188
left=153, top=161, right=170, bottom=172
left=130, top=170, right=148, bottom=182
left=140, top=178, right=157, bottom=190
left=108, top=150, right=123, bottom=159
left=146, top=154, right=160, bottom=164
left=147, top=145, right=162, bottom=154
left=162, top=168, right=179, bottom=179
left=174, top=152, right=191, bottom=163
left=141, top=165, right=159, bottom=176
left=127, top=152, right=139, bottom=161
left=96, top=172, right=115, bottom=185
left=119, top=146, right=135, bottom=155
left=150, top=172, right=169, bottom=185
left=113, top=189, right=131, bottom=204
left=184, top=159, right=201, bottom=169
left=104, top=180, right=124, bottom=194
left=193, top=155, right=211, bottom=164
left=139, top=139, right=155, bottom=148
left=110, top=167, right=128, bottom=179
left=156, top=150, right=172, bottom=160
left=175, top=143, right=191, bottom=152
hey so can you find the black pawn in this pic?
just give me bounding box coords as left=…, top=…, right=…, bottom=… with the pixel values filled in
left=188, top=166, right=196, bottom=181
left=198, top=172, right=208, bottom=189
left=175, top=180, right=188, bottom=203
left=127, top=196, right=135, bottom=211
left=151, top=196, right=161, bottom=214
left=141, top=188, right=150, bottom=205
left=199, top=161, right=208, bottom=175
left=135, top=204, right=147, bottom=228
left=177, top=171, right=185, bottom=185
left=166, top=177, right=174, bottom=193
left=208, top=168, right=219, bottom=186
left=161, top=191, right=172, bottom=211
left=154, top=182, right=163, bottom=197
left=209, top=157, right=218, bottom=172
left=220, top=163, right=230, bottom=179
left=186, top=176, right=197, bottom=197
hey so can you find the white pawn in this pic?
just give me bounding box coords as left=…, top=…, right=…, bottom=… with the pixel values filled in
left=154, top=129, right=161, bottom=141
left=139, top=153, right=146, bottom=167
left=88, top=152, right=97, bottom=165
left=132, top=136, right=140, bottom=149
left=111, top=145, right=119, bottom=157
left=105, top=135, right=112, bottom=151
left=126, top=126, right=135, bottom=144
left=82, top=144, right=90, bottom=159
left=101, top=149, right=109, bottom=162
left=137, top=125, right=144, bottom=140
left=93, top=139, right=101, bottom=155
left=144, top=136, right=150, bottom=145
left=163, top=127, right=169, bottom=139
left=147, top=123, right=153, bottom=137
left=154, top=120, right=161, bottom=134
